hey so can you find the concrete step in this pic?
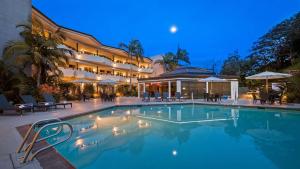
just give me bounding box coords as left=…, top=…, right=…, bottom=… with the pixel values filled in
left=10, top=152, right=42, bottom=169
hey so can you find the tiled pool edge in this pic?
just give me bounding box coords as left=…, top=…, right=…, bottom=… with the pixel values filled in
left=61, top=102, right=300, bottom=121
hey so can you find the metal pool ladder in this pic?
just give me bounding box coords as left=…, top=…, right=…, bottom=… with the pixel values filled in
left=16, top=118, right=73, bottom=163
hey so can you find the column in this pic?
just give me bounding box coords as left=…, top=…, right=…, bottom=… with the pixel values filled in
left=230, top=81, right=239, bottom=101
left=206, top=82, right=209, bottom=93
left=168, top=81, right=171, bottom=98
left=138, top=83, right=141, bottom=98
left=176, top=80, right=181, bottom=93
left=76, top=43, right=79, bottom=52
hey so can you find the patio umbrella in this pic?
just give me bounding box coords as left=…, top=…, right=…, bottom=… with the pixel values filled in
left=245, top=71, right=292, bottom=92
left=70, top=79, right=94, bottom=83
left=70, top=79, right=94, bottom=94
left=98, top=79, right=117, bottom=85
left=199, top=77, right=227, bottom=93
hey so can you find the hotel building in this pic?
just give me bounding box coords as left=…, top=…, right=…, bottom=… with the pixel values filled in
left=1, top=3, right=238, bottom=99
left=32, top=7, right=154, bottom=95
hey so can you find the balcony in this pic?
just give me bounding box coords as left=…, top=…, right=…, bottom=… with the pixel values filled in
left=60, top=45, right=153, bottom=73
left=73, top=54, right=153, bottom=73
left=113, top=63, right=131, bottom=70
left=138, top=67, right=153, bottom=73
left=60, top=68, right=137, bottom=84
left=75, top=54, right=113, bottom=66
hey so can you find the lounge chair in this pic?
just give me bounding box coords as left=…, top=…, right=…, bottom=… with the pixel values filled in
left=142, top=92, right=150, bottom=102
left=0, top=94, right=33, bottom=115
left=162, top=92, right=170, bottom=102
left=175, top=92, right=183, bottom=101
left=154, top=92, right=162, bottom=102
left=42, top=93, right=72, bottom=108
left=20, top=95, right=55, bottom=111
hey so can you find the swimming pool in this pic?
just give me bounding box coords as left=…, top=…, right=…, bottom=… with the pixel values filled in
left=50, top=104, right=300, bottom=169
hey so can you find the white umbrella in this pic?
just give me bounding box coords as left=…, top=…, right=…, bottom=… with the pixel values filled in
left=199, top=77, right=228, bottom=82
left=57, top=44, right=70, bottom=50
left=70, top=79, right=94, bottom=94
left=199, top=77, right=227, bottom=93
left=98, top=79, right=117, bottom=85
left=71, top=79, right=94, bottom=83
left=245, top=71, right=292, bottom=92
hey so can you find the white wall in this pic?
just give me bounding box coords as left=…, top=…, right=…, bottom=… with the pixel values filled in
left=150, top=55, right=165, bottom=77
left=0, top=0, right=32, bottom=56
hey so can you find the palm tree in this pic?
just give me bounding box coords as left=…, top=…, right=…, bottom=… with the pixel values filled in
left=3, top=18, right=70, bottom=87
left=155, top=47, right=190, bottom=72
left=0, top=59, right=34, bottom=95
left=155, top=52, right=177, bottom=72
left=119, top=39, right=144, bottom=95
left=175, top=47, right=190, bottom=65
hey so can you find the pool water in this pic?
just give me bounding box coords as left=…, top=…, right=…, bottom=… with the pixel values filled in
left=50, top=104, right=300, bottom=169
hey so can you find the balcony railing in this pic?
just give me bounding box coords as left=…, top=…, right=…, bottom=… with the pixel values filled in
left=76, top=54, right=113, bottom=66
left=68, top=53, right=153, bottom=73
left=60, top=68, right=137, bottom=83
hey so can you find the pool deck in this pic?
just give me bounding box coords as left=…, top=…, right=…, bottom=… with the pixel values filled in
left=1, top=97, right=300, bottom=169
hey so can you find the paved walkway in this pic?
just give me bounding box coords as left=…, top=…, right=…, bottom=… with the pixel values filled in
left=0, top=97, right=299, bottom=169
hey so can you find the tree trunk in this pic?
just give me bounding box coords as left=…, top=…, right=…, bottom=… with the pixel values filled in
left=36, top=67, right=41, bottom=87
left=129, top=54, right=132, bottom=96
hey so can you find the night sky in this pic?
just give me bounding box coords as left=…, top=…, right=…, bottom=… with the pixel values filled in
left=33, top=0, right=300, bottom=70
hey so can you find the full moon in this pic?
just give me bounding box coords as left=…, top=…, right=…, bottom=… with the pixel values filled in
left=170, top=25, right=178, bottom=34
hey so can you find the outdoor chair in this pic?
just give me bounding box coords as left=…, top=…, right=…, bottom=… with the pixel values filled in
left=110, top=94, right=116, bottom=102
left=100, top=93, right=106, bottom=102
left=175, top=92, right=183, bottom=101
left=82, top=93, right=91, bottom=102
left=206, top=93, right=215, bottom=102
left=20, top=95, right=55, bottom=111
left=142, top=92, right=150, bottom=102
left=0, top=94, right=33, bottom=115
left=154, top=92, right=162, bottom=102
left=214, top=94, right=221, bottom=102
left=259, top=92, right=268, bottom=104
left=162, top=92, right=170, bottom=102
left=42, top=93, right=72, bottom=108
left=203, top=93, right=209, bottom=101
left=268, top=90, right=283, bottom=105
left=252, top=93, right=261, bottom=104
left=101, top=93, right=114, bottom=102
left=274, top=93, right=283, bottom=105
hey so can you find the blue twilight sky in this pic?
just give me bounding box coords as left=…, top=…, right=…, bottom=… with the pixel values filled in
left=33, top=0, right=300, bottom=70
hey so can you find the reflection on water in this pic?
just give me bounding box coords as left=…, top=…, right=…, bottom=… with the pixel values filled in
left=52, top=104, right=300, bottom=169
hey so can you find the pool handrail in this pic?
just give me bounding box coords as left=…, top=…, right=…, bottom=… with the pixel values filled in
left=16, top=118, right=62, bottom=153
left=21, top=121, right=73, bottom=163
